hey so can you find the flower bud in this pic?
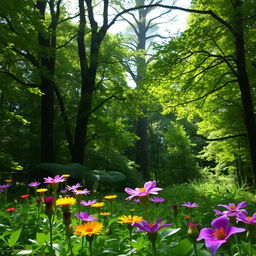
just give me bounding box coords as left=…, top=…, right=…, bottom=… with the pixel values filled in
left=44, top=196, right=54, bottom=218
left=187, top=222, right=199, bottom=242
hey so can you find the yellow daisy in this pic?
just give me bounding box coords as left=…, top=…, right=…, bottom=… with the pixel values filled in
left=100, top=212, right=111, bottom=216
left=91, top=202, right=105, bottom=208
left=56, top=197, right=76, bottom=206
left=75, top=221, right=103, bottom=237
left=62, top=174, right=70, bottom=178
left=118, top=215, right=143, bottom=225
left=104, top=195, right=117, bottom=200
left=4, top=180, right=12, bottom=183
left=36, top=188, right=48, bottom=193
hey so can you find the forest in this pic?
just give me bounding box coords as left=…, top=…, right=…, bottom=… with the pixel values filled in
left=0, top=0, right=256, bottom=255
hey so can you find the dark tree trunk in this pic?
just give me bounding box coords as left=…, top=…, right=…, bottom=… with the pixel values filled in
left=231, top=0, right=256, bottom=179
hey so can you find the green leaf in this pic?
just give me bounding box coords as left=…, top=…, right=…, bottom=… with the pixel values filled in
left=36, top=232, right=49, bottom=246
left=107, top=217, right=119, bottom=227
left=160, top=228, right=181, bottom=243
left=171, top=238, right=192, bottom=256
left=8, top=228, right=22, bottom=247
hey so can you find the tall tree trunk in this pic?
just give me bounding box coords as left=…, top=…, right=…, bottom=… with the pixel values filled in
left=231, top=0, right=256, bottom=179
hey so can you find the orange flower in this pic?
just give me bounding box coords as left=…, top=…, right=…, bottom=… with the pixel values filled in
left=100, top=212, right=111, bottom=216
left=118, top=215, right=143, bottom=225
left=75, top=221, right=103, bottom=237
left=20, top=194, right=29, bottom=198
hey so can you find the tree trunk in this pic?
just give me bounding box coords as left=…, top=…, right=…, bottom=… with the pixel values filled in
left=232, top=0, right=256, bottom=179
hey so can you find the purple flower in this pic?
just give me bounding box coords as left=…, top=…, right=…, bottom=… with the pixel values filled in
left=60, top=189, right=67, bottom=194
left=149, top=197, right=165, bottom=203
left=237, top=213, right=256, bottom=225
left=197, top=216, right=245, bottom=255
left=134, top=199, right=140, bottom=203
left=0, top=184, right=11, bottom=189
left=43, top=175, right=65, bottom=184
left=214, top=201, right=247, bottom=217
left=28, top=181, right=41, bottom=187
left=74, top=212, right=98, bottom=222
left=73, top=188, right=90, bottom=195
left=125, top=181, right=162, bottom=200
left=81, top=200, right=97, bottom=207
left=66, top=183, right=82, bottom=191
left=182, top=202, right=199, bottom=208
left=133, top=218, right=171, bottom=234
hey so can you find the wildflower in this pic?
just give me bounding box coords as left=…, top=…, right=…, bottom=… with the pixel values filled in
left=91, top=202, right=105, bottom=208
left=44, top=175, right=65, bottom=184
left=73, top=189, right=90, bottom=195
left=149, top=197, right=165, bottom=203
left=214, top=201, right=247, bottom=218
left=81, top=200, right=97, bottom=207
left=36, top=198, right=43, bottom=205
left=197, top=216, right=245, bottom=255
left=125, top=181, right=162, bottom=200
left=133, top=218, right=171, bottom=234
left=104, top=195, right=117, bottom=200
left=66, top=183, right=82, bottom=191
left=44, top=196, right=54, bottom=217
left=75, top=221, right=103, bottom=237
left=74, top=212, right=98, bottom=222
left=60, top=189, right=67, bottom=194
left=63, top=211, right=72, bottom=226
left=100, top=212, right=111, bottom=216
left=119, top=215, right=143, bottom=225
left=28, top=181, right=41, bottom=187
left=0, top=184, right=11, bottom=189
left=20, top=194, right=29, bottom=198
left=62, top=174, right=70, bottom=178
left=56, top=197, right=76, bottom=209
left=36, top=188, right=48, bottom=193
left=187, top=222, right=199, bottom=242
left=6, top=208, right=16, bottom=212
left=182, top=202, right=199, bottom=208
left=237, top=213, right=256, bottom=225
left=4, top=180, right=12, bottom=183
left=134, top=199, right=140, bottom=203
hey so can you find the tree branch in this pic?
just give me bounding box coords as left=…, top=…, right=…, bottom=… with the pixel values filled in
left=56, top=33, right=77, bottom=50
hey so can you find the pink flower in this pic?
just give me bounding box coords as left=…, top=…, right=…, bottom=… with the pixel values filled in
left=74, top=212, right=98, bottom=222
left=44, top=175, right=65, bottom=184
left=28, top=181, right=41, bottom=187
left=197, top=216, right=245, bottom=255
left=237, top=213, right=256, bottom=225
left=81, top=200, right=97, bottom=207
left=149, top=197, right=165, bottom=203
left=133, top=218, right=171, bottom=233
left=182, top=202, right=199, bottom=208
left=214, top=201, right=247, bottom=218
left=66, top=183, right=82, bottom=191
left=125, top=181, right=162, bottom=200
left=73, top=189, right=90, bottom=195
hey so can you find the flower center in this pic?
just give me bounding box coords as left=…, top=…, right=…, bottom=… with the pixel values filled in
left=139, top=188, right=146, bottom=192
left=229, top=205, right=236, bottom=211
left=212, top=227, right=226, bottom=240
left=247, top=216, right=253, bottom=220
left=149, top=223, right=155, bottom=227
left=86, top=228, right=93, bottom=232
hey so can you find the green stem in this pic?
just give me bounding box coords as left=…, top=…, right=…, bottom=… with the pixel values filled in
left=193, top=242, right=198, bottom=256
left=49, top=216, right=53, bottom=250
left=151, top=240, right=157, bottom=256
left=234, top=234, right=242, bottom=256
left=249, top=239, right=252, bottom=256
left=89, top=240, right=93, bottom=256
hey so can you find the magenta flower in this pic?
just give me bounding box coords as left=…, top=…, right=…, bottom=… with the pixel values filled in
left=73, top=188, right=90, bottom=195
left=28, top=181, right=41, bottom=187
left=237, top=213, right=256, bottom=225
left=44, top=196, right=54, bottom=217
left=149, top=197, right=165, bottom=203
left=81, top=200, right=97, bottom=207
left=125, top=181, right=162, bottom=200
left=134, top=199, right=140, bottom=203
left=0, top=184, right=11, bottom=189
left=74, top=212, right=98, bottom=222
left=182, top=202, right=199, bottom=208
left=214, top=201, right=247, bottom=217
left=44, top=175, right=65, bottom=184
left=60, top=189, right=67, bottom=194
left=133, top=218, right=171, bottom=233
left=66, top=183, right=82, bottom=191
left=197, top=216, right=245, bottom=255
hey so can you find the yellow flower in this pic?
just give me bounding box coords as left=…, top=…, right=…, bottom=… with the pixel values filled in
left=36, top=188, right=48, bottom=193
left=91, top=202, right=105, bottom=208
left=56, top=197, right=76, bottom=206
left=62, top=174, right=70, bottom=178
left=100, top=212, right=111, bottom=216
left=75, top=221, right=103, bottom=237
left=118, top=215, right=143, bottom=225
left=104, top=195, right=117, bottom=200
left=4, top=180, right=12, bottom=183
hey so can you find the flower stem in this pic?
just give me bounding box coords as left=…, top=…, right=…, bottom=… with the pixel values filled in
left=249, top=239, right=252, bottom=256
left=48, top=216, right=53, bottom=250
left=151, top=240, right=157, bottom=256
left=193, top=242, right=198, bottom=256
left=89, top=240, right=93, bottom=256
left=234, top=234, right=242, bottom=256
